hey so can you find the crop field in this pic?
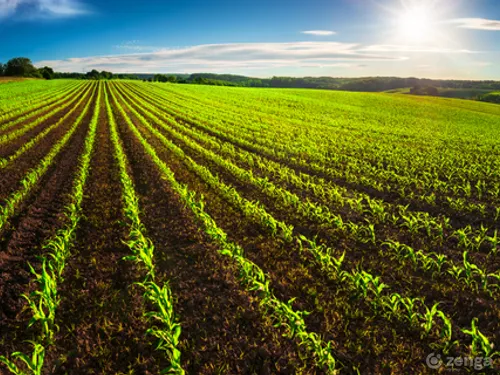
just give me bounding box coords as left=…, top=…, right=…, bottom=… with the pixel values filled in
left=0, top=79, right=499, bottom=374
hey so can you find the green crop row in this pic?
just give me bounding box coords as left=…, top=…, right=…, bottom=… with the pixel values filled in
left=0, top=83, right=95, bottom=170
left=109, top=83, right=343, bottom=373
left=105, top=85, right=185, bottom=374
left=0, top=83, right=96, bottom=233
left=0, top=81, right=82, bottom=125
left=0, top=82, right=93, bottom=146
left=117, top=83, right=500, bottom=297
left=115, top=82, right=499, bottom=363
left=0, top=82, right=101, bottom=375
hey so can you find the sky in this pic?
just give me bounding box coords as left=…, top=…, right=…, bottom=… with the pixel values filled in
left=0, top=0, right=499, bottom=79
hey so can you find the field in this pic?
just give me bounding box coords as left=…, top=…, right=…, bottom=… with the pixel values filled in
left=0, top=78, right=40, bottom=84
left=0, top=79, right=499, bottom=374
left=480, top=92, right=500, bottom=105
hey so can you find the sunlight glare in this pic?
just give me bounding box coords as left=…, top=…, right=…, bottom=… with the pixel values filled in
left=396, top=4, right=436, bottom=42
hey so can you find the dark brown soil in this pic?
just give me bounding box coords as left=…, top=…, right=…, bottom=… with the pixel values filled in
left=0, top=85, right=96, bottom=358
left=0, top=83, right=95, bottom=203
left=110, top=84, right=441, bottom=374
left=45, top=88, right=165, bottom=374
left=122, top=82, right=498, bottom=228
left=0, top=82, right=81, bottom=129
left=112, top=84, right=318, bottom=374
left=2, top=81, right=499, bottom=374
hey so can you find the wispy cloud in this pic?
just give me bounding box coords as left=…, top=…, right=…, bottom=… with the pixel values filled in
left=299, top=62, right=366, bottom=69
left=301, top=30, right=336, bottom=36
left=452, top=18, right=500, bottom=31
left=35, top=41, right=405, bottom=73
left=0, top=0, right=91, bottom=19
left=361, top=45, right=476, bottom=53
left=113, top=40, right=161, bottom=52
left=470, top=61, right=492, bottom=67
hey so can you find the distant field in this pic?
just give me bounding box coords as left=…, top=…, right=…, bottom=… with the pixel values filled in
left=437, top=87, right=494, bottom=99
left=383, top=87, right=411, bottom=93
left=384, top=86, right=496, bottom=100
left=0, top=80, right=499, bottom=374
left=0, top=77, right=40, bottom=83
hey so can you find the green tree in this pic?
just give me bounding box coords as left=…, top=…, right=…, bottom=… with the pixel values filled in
left=100, top=70, right=113, bottom=80
left=5, top=57, right=39, bottom=77
left=38, top=66, right=54, bottom=80
left=0, top=63, right=4, bottom=76
left=86, top=69, right=101, bottom=80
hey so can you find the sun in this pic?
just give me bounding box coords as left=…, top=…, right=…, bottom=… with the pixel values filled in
left=396, top=4, right=436, bottom=43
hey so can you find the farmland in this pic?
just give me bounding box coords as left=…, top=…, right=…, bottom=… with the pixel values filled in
left=0, top=79, right=499, bottom=374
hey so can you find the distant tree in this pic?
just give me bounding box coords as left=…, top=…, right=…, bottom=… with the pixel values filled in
left=424, top=86, right=439, bottom=96
left=410, top=85, right=420, bottom=94
left=5, top=57, right=39, bottom=77
left=86, top=69, right=101, bottom=80
left=154, top=74, right=168, bottom=82
left=0, top=63, right=4, bottom=76
left=53, top=72, right=85, bottom=79
left=100, top=70, right=113, bottom=80
left=38, top=66, right=54, bottom=80
left=479, top=92, right=500, bottom=104
left=410, top=85, right=439, bottom=96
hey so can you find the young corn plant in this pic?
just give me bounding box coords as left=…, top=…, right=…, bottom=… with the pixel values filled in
left=421, top=303, right=441, bottom=338
left=0, top=83, right=100, bottom=375
left=138, top=282, right=184, bottom=375
left=0, top=83, right=96, bottom=234
left=462, top=318, right=500, bottom=359
left=110, top=86, right=342, bottom=374
left=486, top=230, right=499, bottom=256
left=23, top=261, right=59, bottom=341
left=106, top=85, right=185, bottom=374
left=0, top=342, right=45, bottom=375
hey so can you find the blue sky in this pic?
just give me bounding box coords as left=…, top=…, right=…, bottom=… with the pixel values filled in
left=0, top=0, right=499, bottom=78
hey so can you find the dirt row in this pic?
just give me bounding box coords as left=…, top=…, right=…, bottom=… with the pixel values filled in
left=110, top=83, right=442, bottom=373
left=127, top=86, right=500, bottom=336
left=121, top=82, right=498, bottom=229
left=0, top=83, right=95, bottom=203
left=109, top=84, right=314, bottom=374
left=0, top=82, right=88, bottom=136
left=0, top=84, right=97, bottom=360
left=114, top=84, right=500, bottom=345
left=0, top=82, right=80, bottom=128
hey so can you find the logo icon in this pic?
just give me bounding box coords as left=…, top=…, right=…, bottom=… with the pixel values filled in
left=426, top=353, right=442, bottom=369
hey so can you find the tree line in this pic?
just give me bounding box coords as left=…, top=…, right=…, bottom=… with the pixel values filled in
left=2, top=56, right=500, bottom=99
left=0, top=57, right=140, bottom=80
left=479, top=92, right=500, bottom=104
left=176, top=74, right=500, bottom=92
left=0, top=57, right=54, bottom=79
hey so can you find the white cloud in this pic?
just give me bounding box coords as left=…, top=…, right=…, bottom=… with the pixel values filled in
left=470, top=61, right=492, bottom=67
left=0, top=0, right=90, bottom=19
left=361, top=45, right=476, bottom=53
left=299, top=62, right=366, bottom=69
left=114, top=40, right=160, bottom=52
left=35, top=41, right=405, bottom=73
left=301, top=30, right=336, bottom=36
left=452, top=18, right=500, bottom=31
